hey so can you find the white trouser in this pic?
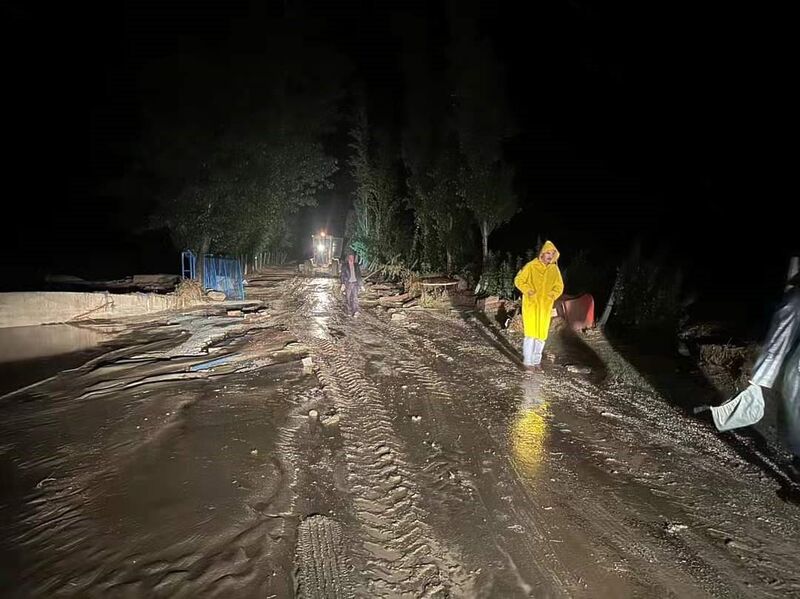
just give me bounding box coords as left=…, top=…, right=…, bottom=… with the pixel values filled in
left=523, top=337, right=545, bottom=366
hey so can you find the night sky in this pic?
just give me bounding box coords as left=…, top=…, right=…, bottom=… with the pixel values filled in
left=3, top=1, right=792, bottom=326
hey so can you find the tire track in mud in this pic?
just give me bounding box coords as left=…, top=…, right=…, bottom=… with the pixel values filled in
left=295, top=515, right=353, bottom=599
left=387, top=357, right=483, bottom=526
left=309, top=336, right=474, bottom=597
left=328, top=312, right=555, bottom=589
left=333, top=315, right=473, bottom=496
left=283, top=280, right=477, bottom=596
left=351, top=314, right=577, bottom=596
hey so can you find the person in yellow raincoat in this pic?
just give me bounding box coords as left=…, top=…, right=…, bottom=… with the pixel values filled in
left=514, top=240, right=564, bottom=372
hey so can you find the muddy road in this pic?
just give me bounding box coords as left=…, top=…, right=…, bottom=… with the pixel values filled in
left=1, top=271, right=799, bottom=598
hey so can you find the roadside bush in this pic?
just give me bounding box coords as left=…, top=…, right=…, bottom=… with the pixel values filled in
left=610, top=250, right=685, bottom=337
left=476, top=252, right=516, bottom=299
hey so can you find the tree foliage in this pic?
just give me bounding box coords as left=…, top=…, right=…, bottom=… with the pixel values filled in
left=447, top=1, right=518, bottom=263
left=347, top=101, right=408, bottom=266
left=142, top=28, right=348, bottom=264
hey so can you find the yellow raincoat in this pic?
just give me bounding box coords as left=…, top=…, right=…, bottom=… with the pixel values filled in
left=514, top=240, right=564, bottom=340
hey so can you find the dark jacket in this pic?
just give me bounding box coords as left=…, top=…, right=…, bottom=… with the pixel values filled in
left=340, top=260, right=362, bottom=286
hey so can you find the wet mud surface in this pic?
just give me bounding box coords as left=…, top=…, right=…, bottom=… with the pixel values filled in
left=2, top=270, right=799, bottom=597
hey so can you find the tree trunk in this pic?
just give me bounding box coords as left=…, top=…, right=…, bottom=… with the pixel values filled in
left=481, top=219, right=489, bottom=266
left=446, top=214, right=453, bottom=275
left=599, top=269, right=620, bottom=328
left=787, top=256, right=799, bottom=291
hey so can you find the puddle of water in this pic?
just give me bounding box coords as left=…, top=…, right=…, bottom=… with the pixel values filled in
left=508, top=377, right=551, bottom=482
left=0, top=324, right=118, bottom=397
left=0, top=324, right=114, bottom=363
left=308, top=278, right=335, bottom=339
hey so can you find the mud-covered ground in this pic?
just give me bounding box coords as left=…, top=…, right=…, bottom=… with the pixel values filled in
left=1, top=270, right=799, bottom=598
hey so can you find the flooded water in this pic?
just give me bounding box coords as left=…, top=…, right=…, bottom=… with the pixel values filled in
left=0, top=324, right=121, bottom=398
left=0, top=324, right=116, bottom=363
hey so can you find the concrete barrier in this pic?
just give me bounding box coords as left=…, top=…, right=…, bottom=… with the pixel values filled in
left=0, top=291, right=201, bottom=329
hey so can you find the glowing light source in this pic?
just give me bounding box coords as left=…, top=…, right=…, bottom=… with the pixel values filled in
left=317, top=243, right=325, bottom=252
left=320, top=231, right=326, bottom=237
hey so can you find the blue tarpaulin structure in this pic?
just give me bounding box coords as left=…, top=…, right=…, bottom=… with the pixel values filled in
left=181, top=251, right=245, bottom=300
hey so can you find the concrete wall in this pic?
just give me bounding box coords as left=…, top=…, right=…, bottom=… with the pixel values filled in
left=0, top=291, right=199, bottom=329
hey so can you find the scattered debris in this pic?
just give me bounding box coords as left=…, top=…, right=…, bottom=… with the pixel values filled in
left=600, top=411, right=622, bottom=419
left=35, top=477, right=57, bottom=489
left=321, top=413, right=340, bottom=427
left=174, top=278, right=206, bottom=304
left=189, top=356, right=232, bottom=372
left=666, top=522, right=688, bottom=534
left=206, top=290, right=226, bottom=302
left=724, top=538, right=757, bottom=552
left=284, top=342, right=309, bottom=354
left=379, top=293, right=412, bottom=307
left=371, top=284, right=403, bottom=295
left=302, top=357, right=314, bottom=374
left=476, top=295, right=504, bottom=312
left=566, top=364, right=592, bottom=375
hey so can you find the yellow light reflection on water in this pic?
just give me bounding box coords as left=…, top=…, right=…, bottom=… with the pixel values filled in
left=509, top=377, right=550, bottom=480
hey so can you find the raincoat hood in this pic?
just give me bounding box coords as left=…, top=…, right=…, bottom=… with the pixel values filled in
left=539, top=240, right=560, bottom=264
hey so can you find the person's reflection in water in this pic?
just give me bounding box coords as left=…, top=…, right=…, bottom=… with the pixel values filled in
left=509, top=377, right=550, bottom=480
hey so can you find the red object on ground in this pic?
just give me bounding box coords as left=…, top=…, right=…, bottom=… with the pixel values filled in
left=557, top=294, right=596, bottom=331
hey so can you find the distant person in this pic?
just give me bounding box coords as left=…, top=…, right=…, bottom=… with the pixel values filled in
left=340, top=251, right=363, bottom=317
left=711, top=273, right=800, bottom=476
left=514, top=241, right=564, bottom=372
